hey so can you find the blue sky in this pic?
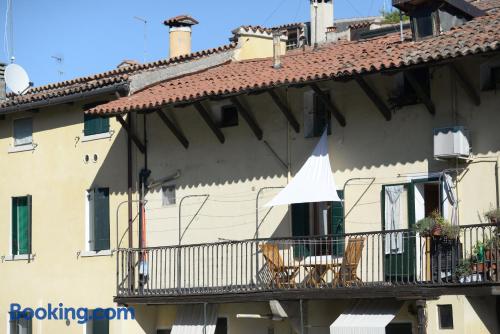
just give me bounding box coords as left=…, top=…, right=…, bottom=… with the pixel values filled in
left=1, top=0, right=388, bottom=87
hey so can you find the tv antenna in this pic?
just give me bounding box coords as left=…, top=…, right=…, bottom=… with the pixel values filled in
left=5, top=63, right=32, bottom=95
left=133, top=16, right=148, bottom=63
left=51, top=54, right=65, bottom=77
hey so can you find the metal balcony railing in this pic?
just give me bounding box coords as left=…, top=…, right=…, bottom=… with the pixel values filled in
left=116, top=223, right=499, bottom=297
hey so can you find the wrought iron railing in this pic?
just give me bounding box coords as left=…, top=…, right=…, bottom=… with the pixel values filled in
left=116, top=223, right=499, bottom=297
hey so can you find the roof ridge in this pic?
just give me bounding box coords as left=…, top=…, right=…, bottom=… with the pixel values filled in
left=23, top=42, right=236, bottom=95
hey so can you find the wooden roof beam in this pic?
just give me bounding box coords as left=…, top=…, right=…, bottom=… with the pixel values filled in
left=309, top=83, right=346, bottom=127
left=450, top=64, right=481, bottom=107
left=405, top=70, right=436, bottom=115
left=193, top=102, right=225, bottom=144
left=355, top=76, right=392, bottom=121
left=156, top=108, right=189, bottom=149
left=267, top=90, right=300, bottom=133
left=230, top=96, right=263, bottom=140
left=116, top=114, right=146, bottom=154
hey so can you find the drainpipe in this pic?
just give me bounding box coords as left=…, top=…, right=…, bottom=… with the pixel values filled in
left=416, top=300, right=427, bottom=334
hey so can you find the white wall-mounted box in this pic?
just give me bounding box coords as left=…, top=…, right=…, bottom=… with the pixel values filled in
left=433, top=126, right=471, bottom=159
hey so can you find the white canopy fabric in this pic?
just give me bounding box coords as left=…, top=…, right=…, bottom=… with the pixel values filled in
left=171, top=304, right=218, bottom=334
left=330, top=300, right=402, bottom=334
left=265, top=130, right=341, bottom=207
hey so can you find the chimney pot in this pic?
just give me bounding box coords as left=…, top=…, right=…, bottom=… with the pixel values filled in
left=164, top=15, right=199, bottom=59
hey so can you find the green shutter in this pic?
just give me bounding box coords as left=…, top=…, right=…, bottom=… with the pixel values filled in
left=93, top=188, right=110, bottom=251
left=92, top=317, right=109, bottom=334
left=291, top=203, right=310, bottom=258
left=12, top=197, right=30, bottom=255
left=84, top=114, right=110, bottom=136
left=331, top=191, right=344, bottom=257
left=313, top=92, right=332, bottom=136
left=12, top=198, right=18, bottom=255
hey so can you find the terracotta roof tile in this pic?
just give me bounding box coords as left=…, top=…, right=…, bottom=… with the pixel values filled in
left=89, top=10, right=500, bottom=115
left=0, top=43, right=236, bottom=111
left=164, top=15, right=199, bottom=27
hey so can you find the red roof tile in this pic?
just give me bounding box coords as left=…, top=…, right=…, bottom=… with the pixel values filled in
left=88, top=10, right=500, bottom=115
left=0, top=43, right=236, bottom=111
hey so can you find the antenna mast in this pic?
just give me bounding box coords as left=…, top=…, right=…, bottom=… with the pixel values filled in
left=134, top=16, right=148, bottom=63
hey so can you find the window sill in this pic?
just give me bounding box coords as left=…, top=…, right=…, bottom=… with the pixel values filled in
left=81, top=132, right=113, bottom=142
left=3, top=254, right=34, bottom=261
left=8, top=144, right=36, bottom=153
left=79, top=250, right=113, bottom=258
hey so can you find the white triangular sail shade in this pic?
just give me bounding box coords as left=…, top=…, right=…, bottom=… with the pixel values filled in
left=266, top=130, right=341, bottom=207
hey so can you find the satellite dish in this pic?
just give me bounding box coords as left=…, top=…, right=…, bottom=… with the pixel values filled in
left=5, top=63, right=31, bottom=95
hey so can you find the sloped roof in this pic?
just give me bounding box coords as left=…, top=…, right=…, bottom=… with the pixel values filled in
left=0, top=43, right=236, bottom=112
left=88, top=9, right=500, bottom=115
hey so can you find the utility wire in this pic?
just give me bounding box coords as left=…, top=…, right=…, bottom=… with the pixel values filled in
left=263, top=0, right=288, bottom=26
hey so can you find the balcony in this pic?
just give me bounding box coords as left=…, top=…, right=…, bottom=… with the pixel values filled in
left=116, top=223, right=500, bottom=304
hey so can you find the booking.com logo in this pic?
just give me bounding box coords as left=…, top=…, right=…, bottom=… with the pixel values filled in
left=10, top=303, right=135, bottom=324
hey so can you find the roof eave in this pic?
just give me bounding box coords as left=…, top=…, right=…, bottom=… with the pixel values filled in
left=0, top=83, right=130, bottom=115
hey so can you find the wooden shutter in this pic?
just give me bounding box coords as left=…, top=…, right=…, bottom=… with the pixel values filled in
left=303, top=91, right=315, bottom=138
left=331, top=191, right=344, bottom=257
left=12, top=198, right=18, bottom=255
left=88, top=190, right=96, bottom=251
left=12, top=197, right=30, bottom=255
left=84, top=114, right=110, bottom=136
left=92, top=318, right=109, bottom=334
left=291, top=203, right=310, bottom=257
left=93, top=188, right=110, bottom=251
left=313, top=92, right=332, bottom=137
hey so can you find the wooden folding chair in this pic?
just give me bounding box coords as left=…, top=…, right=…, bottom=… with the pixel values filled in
left=333, top=237, right=365, bottom=287
left=260, top=244, right=300, bottom=288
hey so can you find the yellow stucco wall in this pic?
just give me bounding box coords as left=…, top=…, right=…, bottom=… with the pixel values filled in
left=0, top=100, right=137, bottom=333
left=233, top=34, right=288, bottom=61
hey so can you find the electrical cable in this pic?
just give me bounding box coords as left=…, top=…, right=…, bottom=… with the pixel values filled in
left=263, top=0, right=288, bottom=26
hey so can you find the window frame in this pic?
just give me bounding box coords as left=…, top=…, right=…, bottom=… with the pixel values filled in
left=11, top=195, right=32, bottom=257
left=12, top=117, right=34, bottom=148
left=162, top=185, right=177, bottom=207
left=437, top=304, right=454, bottom=330
left=8, top=311, right=32, bottom=334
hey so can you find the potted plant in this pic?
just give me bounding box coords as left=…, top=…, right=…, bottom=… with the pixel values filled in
left=414, top=217, right=434, bottom=237
left=441, top=221, right=460, bottom=242
left=456, top=259, right=472, bottom=283
left=472, top=241, right=485, bottom=272
left=485, top=208, right=500, bottom=224
left=485, top=235, right=499, bottom=261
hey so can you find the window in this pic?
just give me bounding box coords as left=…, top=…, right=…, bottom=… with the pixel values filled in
left=215, top=318, right=228, bottom=334
left=157, top=330, right=171, bottom=334
left=411, top=6, right=438, bottom=40
left=86, top=309, right=109, bottom=334
left=291, top=192, right=344, bottom=257
left=86, top=188, right=110, bottom=252
left=12, top=196, right=32, bottom=256
left=304, top=91, right=331, bottom=138
left=218, top=105, right=238, bottom=128
left=9, top=311, right=32, bottom=334
left=13, top=118, right=33, bottom=147
left=438, top=304, right=454, bottom=329
left=84, top=114, right=110, bottom=136
left=390, top=68, right=431, bottom=107
left=386, top=323, right=412, bottom=334
left=162, top=185, right=176, bottom=206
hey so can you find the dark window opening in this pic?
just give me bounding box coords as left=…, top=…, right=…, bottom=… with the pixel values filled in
left=386, top=323, right=412, bottom=334
left=157, top=330, right=171, bottom=334
left=438, top=304, right=454, bottom=329
left=411, top=5, right=438, bottom=40
left=390, top=68, right=431, bottom=108
left=215, top=317, right=228, bottom=334
left=219, top=105, right=238, bottom=128
left=313, top=92, right=332, bottom=137
left=9, top=311, right=33, bottom=334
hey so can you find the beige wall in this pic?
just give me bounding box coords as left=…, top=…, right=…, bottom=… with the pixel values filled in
left=0, top=99, right=135, bottom=333
left=233, top=33, right=288, bottom=61
left=144, top=56, right=500, bottom=248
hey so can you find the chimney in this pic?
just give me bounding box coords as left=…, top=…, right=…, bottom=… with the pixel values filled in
left=164, top=15, right=199, bottom=58
left=0, top=63, right=6, bottom=100
left=310, top=0, right=334, bottom=46
left=272, top=31, right=282, bottom=69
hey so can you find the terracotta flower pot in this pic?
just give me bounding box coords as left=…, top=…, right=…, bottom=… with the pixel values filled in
left=473, top=263, right=485, bottom=272
left=432, top=225, right=442, bottom=237
left=485, top=249, right=492, bottom=261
